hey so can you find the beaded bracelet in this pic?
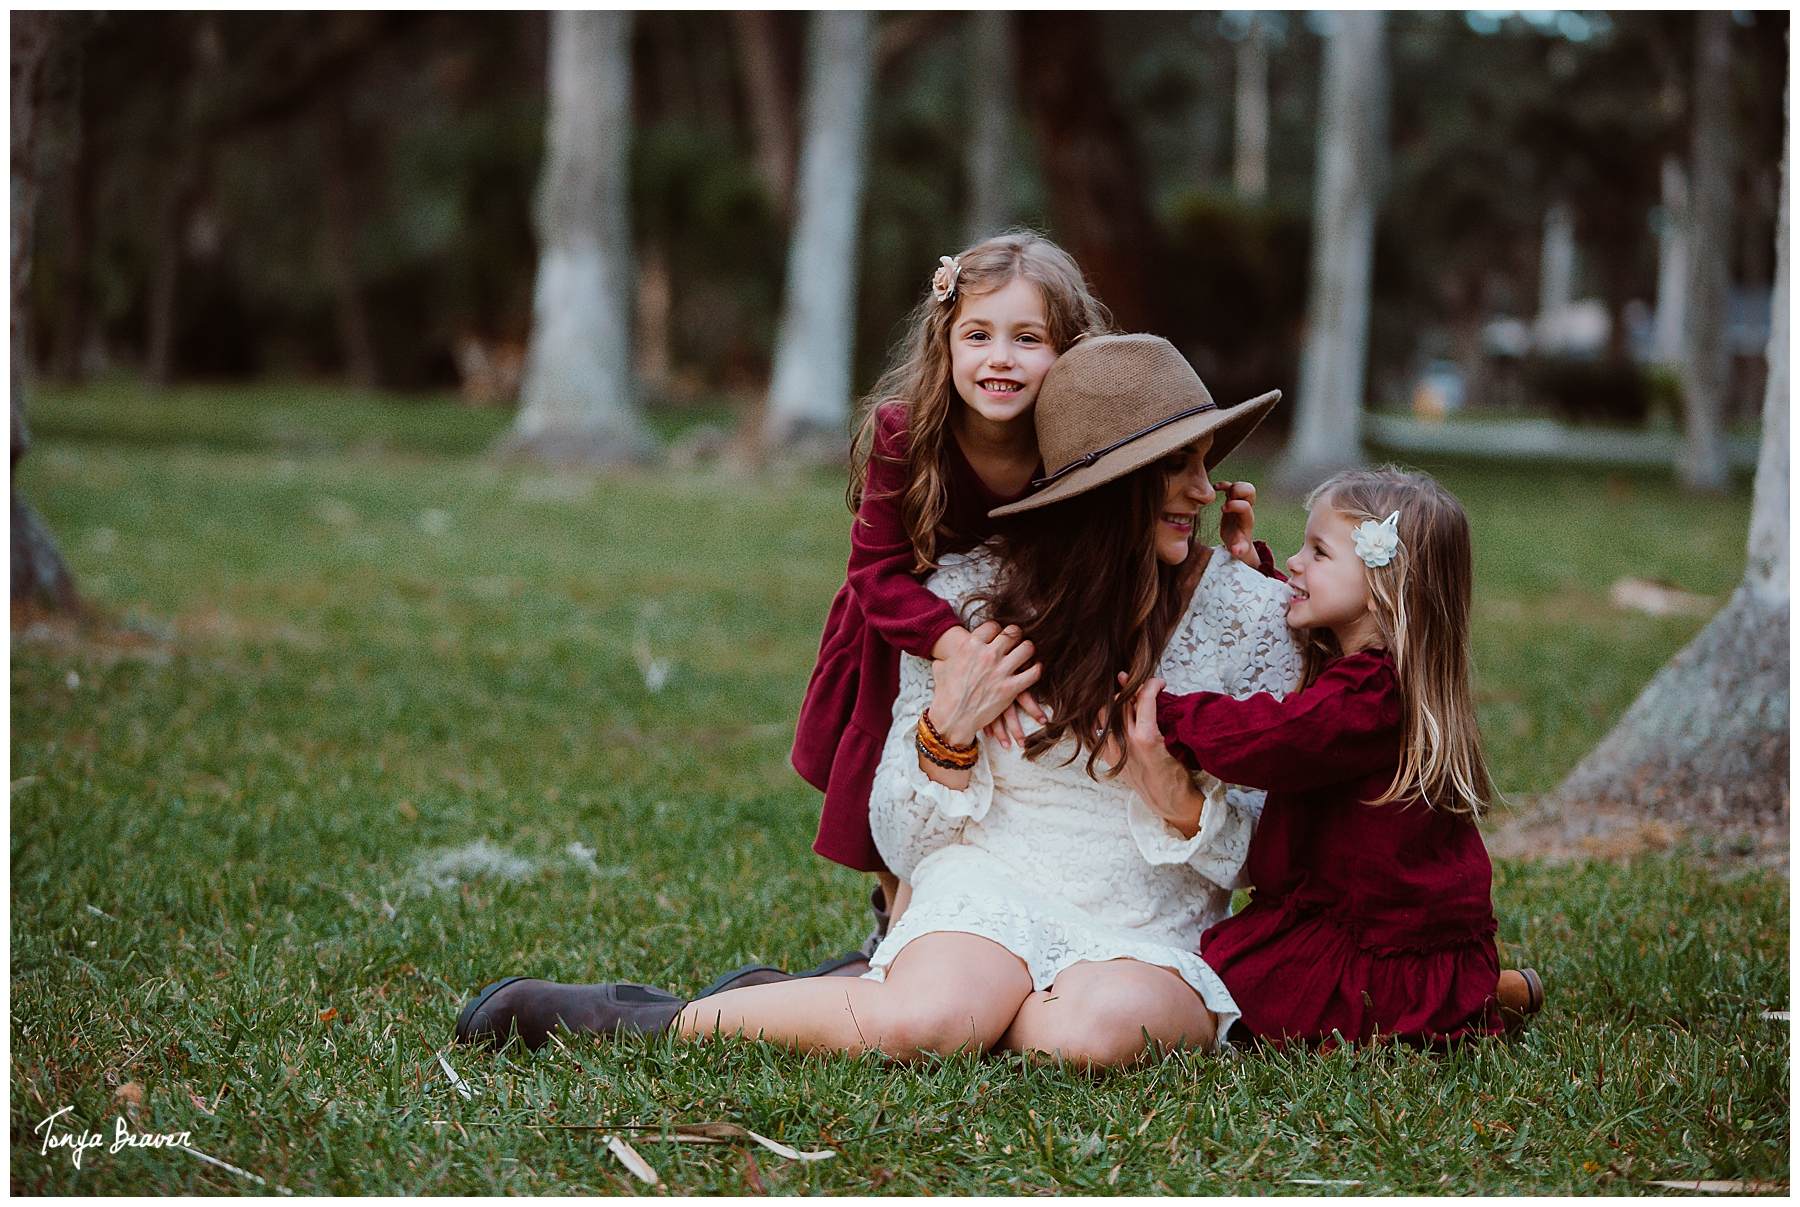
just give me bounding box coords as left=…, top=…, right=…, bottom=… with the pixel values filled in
left=917, top=719, right=977, bottom=768
left=916, top=714, right=978, bottom=769
left=919, top=709, right=977, bottom=758
left=917, top=733, right=978, bottom=770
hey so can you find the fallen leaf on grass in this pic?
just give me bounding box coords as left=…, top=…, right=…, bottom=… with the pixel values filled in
left=1648, top=1180, right=1786, bottom=1195
left=317, top=1007, right=337, bottom=1023
left=1609, top=577, right=1715, bottom=617
left=184, top=1145, right=293, bottom=1194
left=741, top=1151, right=766, bottom=1195
left=435, top=1051, right=476, bottom=1100
left=114, top=1082, right=144, bottom=1119
left=605, top=1135, right=659, bottom=1184
left=623, top=1121, right=834, bottom=1161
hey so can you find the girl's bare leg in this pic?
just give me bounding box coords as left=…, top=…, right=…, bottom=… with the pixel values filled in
left=889, top=879, right=913, bottom=927
left=876, top=871, right=901, bottom=917
left=999, top=958, right=1216, bottom=1069
left=675, top=931, right=1032, bottom=1060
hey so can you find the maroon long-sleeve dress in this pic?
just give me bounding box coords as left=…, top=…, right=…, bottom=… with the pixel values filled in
left=792, top=403, right=1035, bottom=873
left=1156, top=648, right=1503, bottom=1049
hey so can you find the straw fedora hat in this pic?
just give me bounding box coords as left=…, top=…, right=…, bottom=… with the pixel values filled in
left=989, top=333, right=1281, bottom=517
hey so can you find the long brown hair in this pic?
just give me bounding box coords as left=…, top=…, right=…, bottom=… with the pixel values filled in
left=1301, top=467, right=1494, bottom=817
left=848, top=232, right=1111, bottom=572
left=972, top=455, right=1196, bottom=779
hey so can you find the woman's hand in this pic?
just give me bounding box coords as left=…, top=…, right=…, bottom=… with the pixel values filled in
left=1216, top=480, right=1259, bottom=568
left=927, top=621, right=1041, bottom=748
left=1101, top=675, right=1206, bottom=838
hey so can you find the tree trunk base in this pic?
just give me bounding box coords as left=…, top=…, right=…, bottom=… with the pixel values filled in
left=1267, top=449, right=1366, bottom=499
left=11, top=489, right=81, bottom=614
left=490, top=427, right=658, bottom=468
left=1551, top=584, right=1788, bottom=830
left=756, top=414, right=849, bottom=469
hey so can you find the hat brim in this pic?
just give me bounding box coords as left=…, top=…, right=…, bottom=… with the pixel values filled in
left=989, top=389, right=1281, bottom=518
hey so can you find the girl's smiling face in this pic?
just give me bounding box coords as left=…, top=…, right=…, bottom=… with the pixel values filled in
left=1285, top=507, right=1382, bottom=651
left=949, top=277, right=1058, bottom=426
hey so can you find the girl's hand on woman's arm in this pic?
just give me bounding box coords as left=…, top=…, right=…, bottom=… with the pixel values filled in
left=1216, top=481, right=1259, bottom=568
left=1103, top=675, right=1206, bottom=838
left=982, top=688, right=1048, bottom=750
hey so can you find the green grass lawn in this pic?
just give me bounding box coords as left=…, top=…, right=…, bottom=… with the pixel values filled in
left=11, top=387, right=1787, bottom=1193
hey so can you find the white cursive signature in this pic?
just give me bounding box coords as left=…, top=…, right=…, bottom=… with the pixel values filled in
left=34, top=1106, right=194, bottom=1170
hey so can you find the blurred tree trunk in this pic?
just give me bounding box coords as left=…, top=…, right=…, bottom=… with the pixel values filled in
left=501, top=10, right=652, bottom=465
left=761, top=10, right=873, bottom=455
left=1652, top=155, right=1689, bottom=366
left=1234, top=25, right=1269, bottom=201
left=1273, top=11, right=1386, bottom=495
left=1679, top=11, right=1734, bottom=493
left=144, top=156, right=203, bottom=392
left=1552, top=114, right=1787, bottom=832
left=962, top=11, right=1014, bottom=244
left=731, top=11, right=799, bottom=225
left=51, top=48, right=92, bottom=384
left=320, top=85, right=379, bottom=391
left=12, top=12, right=81, bottom=612
left=636, top=236, right=673, bottom=401
left=1016, top=11, right=1162, bottom=334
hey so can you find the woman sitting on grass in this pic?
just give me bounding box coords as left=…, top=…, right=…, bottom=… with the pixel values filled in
left=456, top=334, right=1297, bottom=1066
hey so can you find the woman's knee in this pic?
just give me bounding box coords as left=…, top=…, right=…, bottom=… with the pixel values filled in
left=871, top=996, right=1006, bottom=1057
left=1021, top=963, right=1215, bottom=1066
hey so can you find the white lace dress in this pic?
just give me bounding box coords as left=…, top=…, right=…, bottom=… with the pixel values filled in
left=864, top=545, right=1302, bottom=1049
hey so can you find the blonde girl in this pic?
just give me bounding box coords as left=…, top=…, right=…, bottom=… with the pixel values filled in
left=1113, top=467, right=1543, bottom=1047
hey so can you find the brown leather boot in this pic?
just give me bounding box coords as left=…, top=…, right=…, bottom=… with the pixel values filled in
left=454, top=978, right=687, bottom=1052
left=693, top=949, right=870, bottom=999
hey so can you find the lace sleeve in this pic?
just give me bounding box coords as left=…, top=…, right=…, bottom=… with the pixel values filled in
left=868, top=550, right=1001, bottom=881
left=1124, top=768, right=1256, bottom=889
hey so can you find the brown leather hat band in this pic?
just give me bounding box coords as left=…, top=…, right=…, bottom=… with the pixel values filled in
left=1030, top=401, right=1218, bottom=490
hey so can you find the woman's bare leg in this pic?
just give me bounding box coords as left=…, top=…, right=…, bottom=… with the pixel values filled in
left=675, top=931, right=1032, bottom=1060
left=999, top=958, right=1216, bottom=1069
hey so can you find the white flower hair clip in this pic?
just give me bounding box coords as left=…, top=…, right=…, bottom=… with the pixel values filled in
left=931, top=255, right=962, bottom=304
left=1352, top=510, right=1402, bottom=568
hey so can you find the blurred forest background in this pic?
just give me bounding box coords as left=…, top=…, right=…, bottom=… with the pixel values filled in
left=15, top=10, right=1787, bottom=441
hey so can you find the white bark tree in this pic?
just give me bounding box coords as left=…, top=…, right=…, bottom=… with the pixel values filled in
left=1273, top=11, right=1386, bottom=495
left=1678, top=11, right=1735, bottom=493
left=761, top=10, right=874, bottom=456
left=1233, top=19, right=1269, bottom=200
left=1652, top=156, right=1690, bottom=365
left=963, top=10, right=1014, bottom=243
left=1552, top=111, right=1787, bottom=832
left=500, top=11, right=653, bottom=465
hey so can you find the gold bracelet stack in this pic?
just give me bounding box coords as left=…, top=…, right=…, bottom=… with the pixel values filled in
left=916, top=710, right=979, bottom=770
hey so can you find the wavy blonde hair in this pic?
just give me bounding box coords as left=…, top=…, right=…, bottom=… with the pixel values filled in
left=1302, top=467, right=1495, bottom=817
left=848, top=232, right=1112, bottom=571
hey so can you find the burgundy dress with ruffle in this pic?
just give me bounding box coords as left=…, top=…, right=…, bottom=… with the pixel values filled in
left=792, top=404, right=1034, bottom=873
left=1156, top=649, right=1503, bottom=1049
